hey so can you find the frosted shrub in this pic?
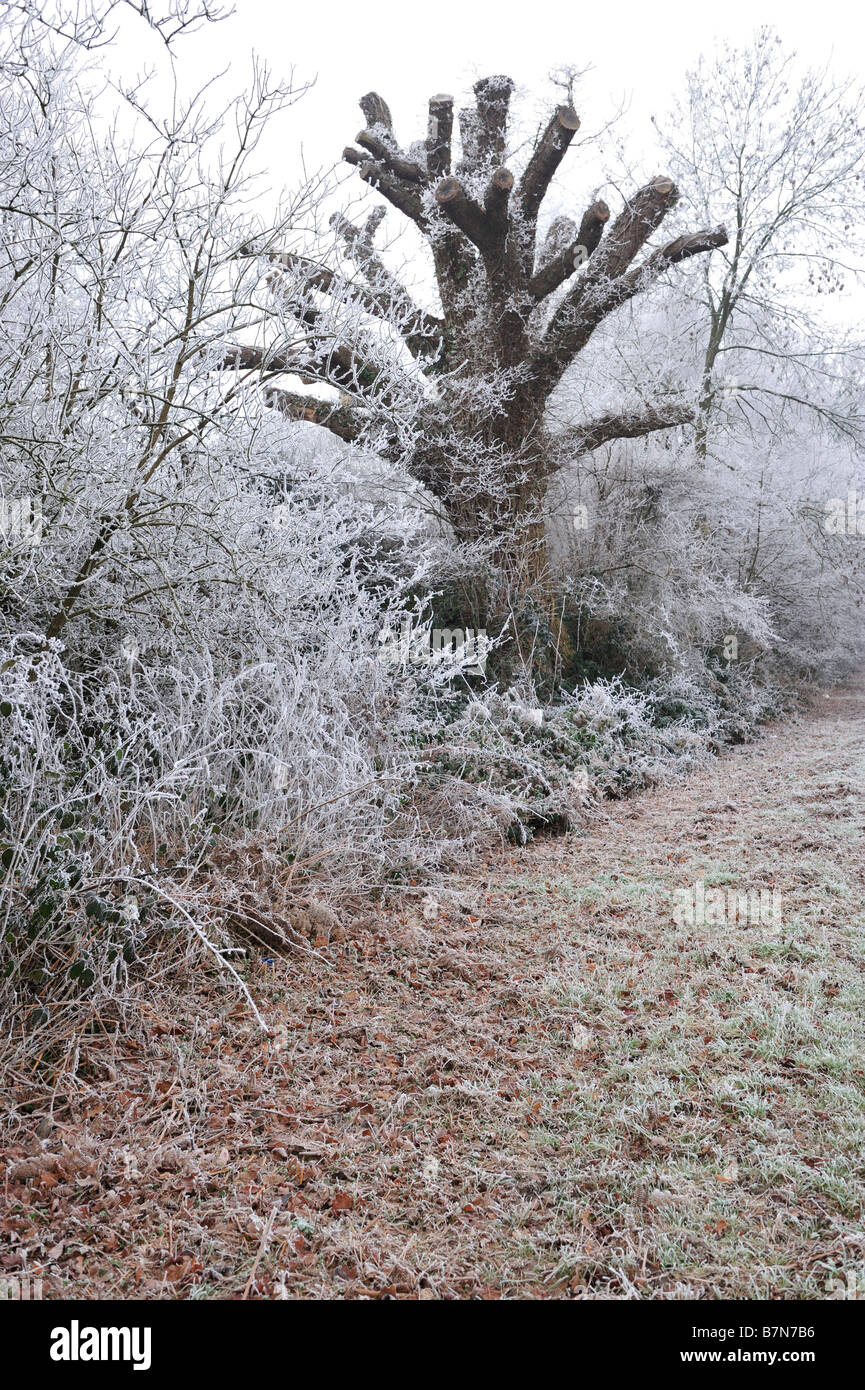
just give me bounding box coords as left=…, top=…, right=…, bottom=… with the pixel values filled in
left=418, top=674, right=727, bottom=846
left=0, top=21, right=467, bottom=1051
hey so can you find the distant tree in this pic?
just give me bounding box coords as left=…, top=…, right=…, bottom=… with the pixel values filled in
left=655, top=28, right=865, bottom=459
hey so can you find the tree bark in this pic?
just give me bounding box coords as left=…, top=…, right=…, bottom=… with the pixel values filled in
left=427, top=94, right=454, bottom=178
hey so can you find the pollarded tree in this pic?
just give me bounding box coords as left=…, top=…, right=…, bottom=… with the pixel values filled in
left=237, top=76, right=728, bottom=627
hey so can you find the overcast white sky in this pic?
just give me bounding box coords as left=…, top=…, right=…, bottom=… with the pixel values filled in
left=117, top=0, right=864, bottom=197
left=96, top=0, right=865, bottom=318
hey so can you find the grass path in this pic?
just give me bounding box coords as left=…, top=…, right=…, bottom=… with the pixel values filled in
left=4, top=684, right=865, bottom=1298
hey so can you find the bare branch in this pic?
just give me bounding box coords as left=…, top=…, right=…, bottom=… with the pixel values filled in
left=540, top=178, right=683, bottom=361
left=537, top=216, right=728, bottom=387
left=351, top=158, right=427, bottom=227
left=218, top=343, right=303, bottom=377
left=355, top=129, right=425, bottom=183
left=435, top=177, right=491, bottom=252
left=359, top=92, right=394, bottom=136
left=456, top=106, right=481, bottom=176
left=472, top=75, right=515, bottom=167
left=6, top=0, right=231, bottom=52
left=576, top=199, right=612, bottom=260
left=327, top=213, right=444, bottom=358
left=529, top=200, right=610, bottom=301
left=537, top=215, right=577, bottom=267
left=517, top=103, right=581, bottom=225
left=560, top=401, right=697, bottom=456
left=611, top=226, right=730, bottom=306
left=263, top=387, right=365, bottom=443
left=484, top=166, right=515, bottom=231
left=267, top=247, right=443, bottom=359
left=588, top=177, right=679, bottom=281
left=427, top=94, right=454, bottom=179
